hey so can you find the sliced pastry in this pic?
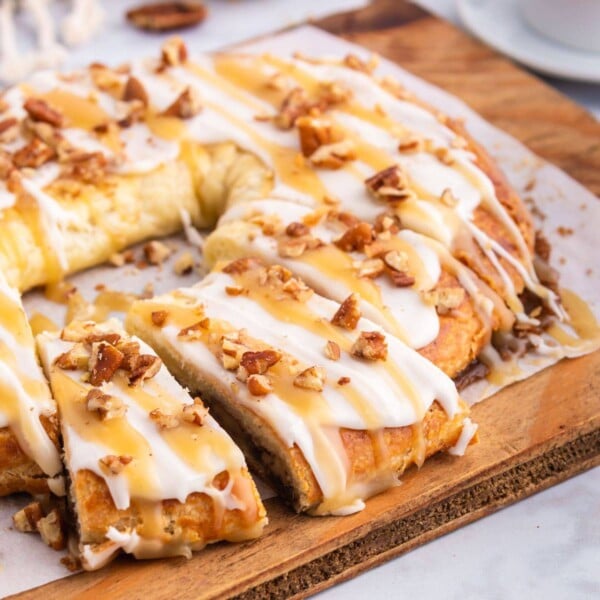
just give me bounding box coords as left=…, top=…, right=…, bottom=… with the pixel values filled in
left=37, top=319, right=267, bottom=570
left=0, top=270, right=62, bottom=496
left=126, top=259, right=475, bottom=515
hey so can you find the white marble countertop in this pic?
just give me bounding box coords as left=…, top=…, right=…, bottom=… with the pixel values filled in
left=321, top=2, right=599, bottom=598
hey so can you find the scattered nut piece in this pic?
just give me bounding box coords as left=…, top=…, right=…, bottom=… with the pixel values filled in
left=37, top=509, right=66, bottom=551
left=23, top=98, right=64, bottom=127
left=343, top=53, right=378, bottom=74
left=294, top=365, right=326, bottom=391
left=388, top=270, right=415, bottom=287
left=149, top=408, right=180, bottom=429
left=277, top=237, right=307, bottom=258
left=99, top=454, right=132, bottom=475
left=422, top=287, right=466, bottom=314
left=0, top=117, right=19, bottom=144
left=434, top=147, right=454, bottom=165
left=334, top=222, right=374, bottom=252
left=128, top=354, right=162, bottom=385
left=309, top=139, right=356, bottom=169
left=364, top=165, right=413, bottom=202
left=296, top=115, right=334, bottom=158
left=89, top=342, right=124, bottom=386
left=351, top=331, right=388, bottom=361
left=225, top=285, right=245, bottom=296
left=440, top=188, right=458, bottom=207
left=86, top=388, right=127, bottom=420
left=383, top=250, right=409, bottom=273
left=12, top=502, right=44, bottom=533
left=247, top=374, right=272, bottom=396
left=162, top=86, right=202, bottom=119
left=151, top=310, right=169, bottom=326
left=123, top=76, right=149, bottom=106
left=285, top=221, right=310, bottom=238
left=274, top=88, right=312, bottom=130
left=174, top=251, right=194, bottom=275
left=337, top=376, right=351, bottom=386
left=55, top=343, right=90, bottom=371
left=144, top=240, right=172, bottom=266
left=324, top=340, right=341, bottom=361
left=182, top=398, right=208, bottom=426
left=357, top=257, right=384, bottom=279
left=240, top=350, right=281, bottom=376
left=331, top=294, right=361, bottom=330
left=398, top=136, right=424, bottom=153
left=13, top=138, right=56, bottom=168
left=282, top=276, right=313, bottom=302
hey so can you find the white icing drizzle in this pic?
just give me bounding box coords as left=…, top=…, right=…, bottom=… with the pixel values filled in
left=448, top=417, right=478, bottom=456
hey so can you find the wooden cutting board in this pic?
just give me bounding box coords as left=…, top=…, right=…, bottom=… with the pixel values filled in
left=13, top=2, right=600, bottom=598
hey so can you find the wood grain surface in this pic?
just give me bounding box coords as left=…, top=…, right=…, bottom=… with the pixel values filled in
left=12, top=2, right=600, bottom=598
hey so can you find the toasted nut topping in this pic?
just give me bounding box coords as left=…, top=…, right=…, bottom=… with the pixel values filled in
left=324, top=340, right=341, bottom=361
left=334, top=222, right=374, bottom=252
left=0, top=117, right=19, bottom=143
left=440, top=188, right=458, bottom=207
left=86, top=388, right=127, bottom=420
left=285, top=221, right=310, bottom=238
left=343, top=53, right=378, bottom=73
left=161, top=36, right=189, bottom=65
left=123, top=76, right=149, bottom=106
left=282, top=277, right=314, bottom=302
left=296, top=115, right=334, bottom=158
left=174, top=251, right=194, bottom=275
left=294, top=366, right=326, bottom=391
left=86, top=332, right=122, bottom=345
left=99, top=454, right=132, bottom=475
left=422, top=287, right=466, bottom=314
left=274, top=87, right=312, bottom=130
left=388, top=270, right=415, bottom=287
left=337, top=376, right=351, bottom=386
left=178, top=321, right=208, bottom=341
left=365, top=165, right=413, bottom=202
left=12, top=502, right=44, bottom=533
left=398, top=136, right=424, bottom=153
left=116, top=339, right=141, bottom=371
left=240, top=350, right=281, bottom=376
left=149, top=408, right=180, bottom=429
left=351, top=331, right=388, bottom=361
left=374, top=213, right=400, bottom=234
left=144, top=240, right=172, bottom=265
left=128, top=354, right=162, bottom=385
left=212, top=470, right=230, bottom=490
left=357, top=257, right=384, bottom=279
left=181, top=398, right=208, bottom=426
left=128, top=6, right=206, bottom=32
left=331, top=294, right=361, bottom=330
left=55, top=343, right=90, bottom=371
left=60, top=150, right=108, bottom=184
left=162, top=86, right=202, bottom=119
left=13, top=138, right=56, bottom=168
left=277, top=237, right=307, bottom=258
left=89, top=342, right=124, bottom=386
left=90, top=64, right=124, bottom=93
left=309, top=139, right=356, bottom=169
left=247, top=374, right=272, bottom=396
left=222, top=257, right=261, bottom=275
left=151, top=310, right=169, bottom=326
left=382, top=250, right=409, bottom=273
left=37, top=509, right=67, bottom=551
left=225, top=285, right=245, bottom=296
left=23, top=98, right=64, bottom=127
left=434, top=147, right=454, bottom=165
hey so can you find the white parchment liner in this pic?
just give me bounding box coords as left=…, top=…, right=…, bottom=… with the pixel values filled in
left=1, top=26, right=598, bottom=597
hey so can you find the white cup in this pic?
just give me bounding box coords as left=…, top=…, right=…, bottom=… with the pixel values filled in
left=520, top=0, right=600, bottom=53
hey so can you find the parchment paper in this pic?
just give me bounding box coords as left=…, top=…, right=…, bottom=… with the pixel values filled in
left=1, top=26, right=598, bottom=598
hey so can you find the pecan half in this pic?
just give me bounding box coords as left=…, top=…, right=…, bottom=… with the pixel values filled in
left=127, top=3, right=207, bottom=32
left=23, top=98, right=64, bottom=128
left=324, top=340, right=341, bottom=361
left=12, top=138, right=56, bottom=169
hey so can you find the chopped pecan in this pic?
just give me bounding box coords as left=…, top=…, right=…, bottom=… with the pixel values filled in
left=422, top=287, right=465, bottom=315
left=149, top=408, right=180, bottom=429
left=334, top=222, right=374, bottom=252
left=12, top=138, right=56, bottom=169
left=331, top=294, right=361, bottom=330
left=294, top=366, right=326, bottom=392
left=60, top=151, right=107, bottom=184
left=162, top=87, right=202, bottom=119
left=161, top=36, right=189, bottom=65
left=246, top=374, right=272, bottom=396
left=86, top=331, right=122, bottom=346
left=37, top=509, right=67, bottom=551
left=116, top=339, right=141, bottom=371
left=178, top=321, right=207, bottom=341
left=278, top=237, right=307, bottom=258
left=151, top=310, right=169, bottom=326
left=274, top=88, right=313, bottom=130
left=337, top=376, right=351, bottom=386
left=324, top=340, right=341, bottom=361
left=296, top=115, right=334, bottom=158
left=374, top=213, right=400, bottom=234
left=89, top=342, right=124, bottom=386
left=221, top=336, right=248, bottom=371
left=23, top=98, right=64, bottom=128
left=225, top=285, right=245, bottom=296
left=434, top=147, right=454, bottom=165
left=285, top=221, right=310, bottom=238
left=181, top=398, right=208, bottom=426
left=116, top=98, right=145, bottom=128
left=388, top=270, right=415, bottom=287
left=357, top=257, right=384, bottom=279
left=222, top=257, right=261, bottom=275
left=128, top=354, right=162, bottom=385
left=55, top=343, right=90, bottom=371
left=266, top=264, right=293, bottom=284
left=0, top=117, right=19, bottom=143
left=127, top=5, right=207, bottom=32
left=99, top=454, right=132, bottom=475
left=343, top=53, right=378, bottom=74
left=123, top=76, right=149, bottom=106
left=383, top=250, right=409, bottom=273
left=365, top=165, right=411, bottom=202
left=282, top=276, right=313, bottom=302
left=351, top=331, right=388, bottom=361
left=144, top=240, right=172, bottom=265
left=12, top=501, right=44, bottom=533
left=86, top=388, right=127, bottom=420
left=398, top=136, right=424, bottom=153
left=239, top=350, right=281, bottom=376
left=90, top=64, right=124, bottom=93
left=309, top=139, right=356, bottom=169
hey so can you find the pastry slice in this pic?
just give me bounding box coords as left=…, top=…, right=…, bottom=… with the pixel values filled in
left=126, top=259, right=475, bottom=515
left=37, top=319, right=266, bottom=570
left=0, top=270, right=62, bottom=496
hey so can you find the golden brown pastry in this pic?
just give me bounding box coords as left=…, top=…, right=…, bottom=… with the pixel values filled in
left=37, top=319, right=267, bottom=570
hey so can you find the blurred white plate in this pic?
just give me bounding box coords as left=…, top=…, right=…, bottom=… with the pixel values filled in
left=457, top=0, right=600, bottom=83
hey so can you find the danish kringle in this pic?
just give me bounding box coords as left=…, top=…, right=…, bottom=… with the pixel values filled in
left=37, top=320, right=266, bottom=569
left=0, top=36, right=580, bottom=556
